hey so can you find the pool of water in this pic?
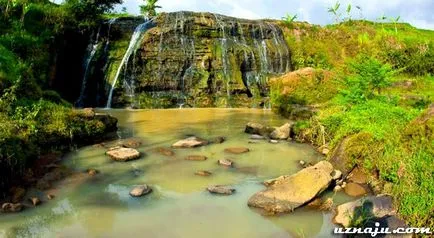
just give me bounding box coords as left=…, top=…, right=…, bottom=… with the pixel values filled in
left=0, top=109, right=351, bottom=238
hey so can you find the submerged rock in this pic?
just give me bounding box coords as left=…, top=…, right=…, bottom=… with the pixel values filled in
left=218, top=159, right=234, bottom=167
left=172, top=137, right=209, bottom=148
left=195, top=170, right=212, bottom=176
left=343, top=183, right=368, bottom=197
left=224, top=147, right=250, bottom=154
left=185, top=155, right=208, bottom=161
left=249, top=134, right=265, bottom=140
left=248, top=161, right=334, bottom=214
left=211, top=136, right=226, bottom=144
left=87, top=169, right=99, bottom=176
left=106, top=147, right=141, bottom=161
left=334, top=195, right=396, bottom=227
left=1, top=203, right=23, bottom=213
left=270, top=123, right=292, bottom=140
left=154, top=147, right=175, bottom=156
left=129, top=185, right=152, bottom=197
left=207, top=185, right=236, bottom=195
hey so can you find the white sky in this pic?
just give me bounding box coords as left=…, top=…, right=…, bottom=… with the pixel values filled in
left=118, top=0, right=434, bottom=30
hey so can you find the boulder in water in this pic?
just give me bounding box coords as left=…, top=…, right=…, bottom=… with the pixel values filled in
left=248, top=161, right=334, bottom=214
left=207, top=185, right=236, bottom=195
left=106, top=147, right=141, bottom=161
left=245, top=122, right=274, bottom=136
left=129, top=185, right=152, bottom=197
left=185, top=155, right=208, bottom=161
left=250, top=134, right=265, bottom=140
left=224, top=147, right=250, bottom=154
left=333, top=195, right=396, bottom=227
left=172, top=137, right=209, bottom=148
left=270, top=123, right=292, bottom=140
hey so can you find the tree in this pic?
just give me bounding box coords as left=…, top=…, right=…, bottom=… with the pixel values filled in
left=140, top=0, right=161, bottom=18
left=340, top=55, right=393, bottom=104
left=327, top=1, right=341, bottom=23
left=389, top=16, right=401, bottom=33
left=282, top=13, right=297, bottom=28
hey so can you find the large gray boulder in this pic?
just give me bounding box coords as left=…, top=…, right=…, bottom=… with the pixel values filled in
left=248, top=161, right=334, bottom=214
left=333, top=195, right=396, bottom=227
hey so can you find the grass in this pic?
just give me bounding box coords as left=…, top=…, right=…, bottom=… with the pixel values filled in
left=273, top=20, right=434, bottom=228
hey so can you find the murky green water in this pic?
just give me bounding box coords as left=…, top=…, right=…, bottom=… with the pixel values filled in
left=0, top=109, right=350, bottom=238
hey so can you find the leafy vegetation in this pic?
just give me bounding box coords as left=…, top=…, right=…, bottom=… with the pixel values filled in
left=140, top=0, right=161, bottom=17
left=273, top=20, right=434, bottom=227
left=0, top=0, right=121, bottom=197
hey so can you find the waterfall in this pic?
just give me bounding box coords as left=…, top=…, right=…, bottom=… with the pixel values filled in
left=214, top=14, right=231, bottom=105
left=267, top=23, right=283, bottom=73
left=76, top=42, right=98, bottom=107
left=269, top=23, right=290, bottom=73
left=106, top=20, right=152, bottom=108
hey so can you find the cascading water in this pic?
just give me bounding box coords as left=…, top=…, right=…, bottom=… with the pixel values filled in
left=214, top=14, right=231, bottom=105
left=76, top=41, right=99, bottom=107
left=105, top=19, right=153, bottom=108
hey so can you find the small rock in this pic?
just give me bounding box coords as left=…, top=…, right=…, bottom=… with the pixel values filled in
left=29, top=197, right=41, bottom=206
left=270, top=123, right=292, bottom=140
left=185, top=155, right=208, bottom=161
left=47, top=194, right=55, bottom=200
left=248, top=140, right=259, bottom=144
left=207, top=185, right=236, bottom=195
left=224, top=147, right=250, bottom=154
left=172, top=137, right=209, bottom=148
left=331, top=170, right=343, bottom=180
left=344, top=183, right=368, bottom=197
left=212, top=136, right=226, bottom=144
left=342, top=182, right=347, bottom=188
left=299, top=160, right=306, bottom=167
left=1, top=203, right=23, bottom=213
left=129, top=185, right=152, bottom=197
left=195, top=170, right=212, bottom=176
left=218, top=159, right=234, bottom=167
left=321, top=148, right=330, bottom=155
left=269, top=140, right=279, bottom=144
left=87, top=169, right=99, bottom=176
left=106, top=147, right=141, bottom=162
left=249, top=134, right=265, bottom=140
left=154, top=147, right=175, bottom=157
left=333, top=185, right=343, bottom=192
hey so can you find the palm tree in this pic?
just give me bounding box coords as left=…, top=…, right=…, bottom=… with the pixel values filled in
left=327, top=1, right=341, bottom=23
left=282, top=13, right=297, bottom=28
left=389, top=16, right=401, bottom=33
left=140, top=0, right=161, bottom=18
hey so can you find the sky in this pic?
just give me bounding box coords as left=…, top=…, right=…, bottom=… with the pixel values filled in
left=118, top=0, right=434, bottom=30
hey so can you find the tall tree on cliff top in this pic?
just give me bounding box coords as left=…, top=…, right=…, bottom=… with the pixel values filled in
left=140, top=0, right=161, bottom=18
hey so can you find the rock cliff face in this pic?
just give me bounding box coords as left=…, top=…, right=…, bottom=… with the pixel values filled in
left=80, top=12, right=292, bottom=108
